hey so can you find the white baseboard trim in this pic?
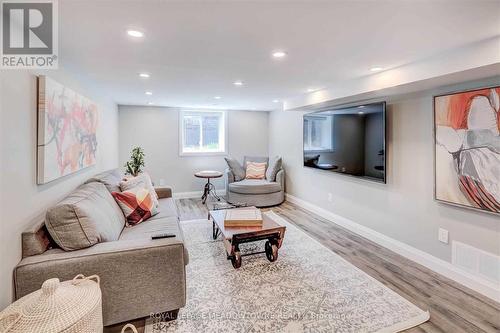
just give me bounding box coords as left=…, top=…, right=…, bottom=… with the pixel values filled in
left=285, top=193, right=500, bottom=303
left=174, top=190, right=226, bottom=199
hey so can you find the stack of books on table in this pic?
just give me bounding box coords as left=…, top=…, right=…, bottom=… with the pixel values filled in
left=224, top=208, right=263, bottom=227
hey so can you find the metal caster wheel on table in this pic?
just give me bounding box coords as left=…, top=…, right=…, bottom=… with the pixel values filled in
left=265, top=241, right=279, bottom=262
left=231, top=251, right=242, bottom=268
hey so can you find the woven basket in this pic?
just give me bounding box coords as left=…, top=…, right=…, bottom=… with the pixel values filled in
left=121, top=324, right=138, bottom=333
left=0, top=274, right=103, bottom=333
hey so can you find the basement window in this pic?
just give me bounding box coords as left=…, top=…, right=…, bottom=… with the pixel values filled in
left=179, top=110, right=227, bottom=156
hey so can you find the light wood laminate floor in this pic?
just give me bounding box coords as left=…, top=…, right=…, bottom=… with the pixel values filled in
left=177, top=198, right=500, bottom=333
left=106, top=198, right=500, bottom=333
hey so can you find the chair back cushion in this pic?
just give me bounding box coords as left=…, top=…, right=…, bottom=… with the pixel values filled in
left=45, top=182, right=126, bottom=251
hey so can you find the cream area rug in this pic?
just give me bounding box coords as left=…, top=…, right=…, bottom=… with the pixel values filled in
left=145, top=211, right=429, bottom=333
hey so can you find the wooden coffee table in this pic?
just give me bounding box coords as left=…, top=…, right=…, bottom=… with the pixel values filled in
left=209, top=208, right=286, bottom=269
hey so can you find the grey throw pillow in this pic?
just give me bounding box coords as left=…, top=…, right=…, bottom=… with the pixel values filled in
left=45, top=182, right=125, bottom=251
left=266, top=156, right=282, bottom=181
left=225, top=157, right=246, bottom=181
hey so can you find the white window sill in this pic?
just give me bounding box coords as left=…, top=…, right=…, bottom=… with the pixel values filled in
left=304, top=149, right=335, bottom=153
left=179, top=151, right=228, bottom=157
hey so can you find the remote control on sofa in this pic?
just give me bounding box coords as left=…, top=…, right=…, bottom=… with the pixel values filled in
left=151, top=233, right=176, bottom=240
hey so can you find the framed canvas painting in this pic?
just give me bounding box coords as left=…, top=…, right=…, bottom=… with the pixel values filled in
left=37, top=76, right=99, bottom=184
left=434, top=86, right=499, bottom=214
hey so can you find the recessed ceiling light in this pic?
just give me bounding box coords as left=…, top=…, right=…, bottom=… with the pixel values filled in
left=358, top=105, right=365, bottom=108
left=214, top=96, right=221, bottom=99
left=127, top=30, right=144, bottom=38
left=233, top=81, right=243, bottom=86
left=273, top=99, right=280, bottom=103
left=358, top=111, right=364, bottom=114
left=139, top=73, right=150, bottom=78
left=147, top=102, right=154, bottom=105
left=307, top=88, right=316, bottom=93
left=272, top=51, right=287, bottom=58
left=145, top=91, right=153, bottom=95
left=370, top=67, right=383, bottom=72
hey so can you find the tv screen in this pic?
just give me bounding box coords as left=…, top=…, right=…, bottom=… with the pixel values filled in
left=303, top=101, right=386, bottom=183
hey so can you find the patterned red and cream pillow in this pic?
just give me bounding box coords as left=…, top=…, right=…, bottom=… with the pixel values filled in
left=245, top=161, right=267, bottom=179
left=112, top=184, right=159, bottom=226
left=120, top=173, right=159, bottom=208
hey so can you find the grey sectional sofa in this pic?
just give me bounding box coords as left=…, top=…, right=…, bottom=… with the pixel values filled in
left=14, top=169, right=188, bottom=326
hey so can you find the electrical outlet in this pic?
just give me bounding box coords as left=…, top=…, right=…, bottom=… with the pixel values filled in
left=438, top=228, right=449, bottom=244
left=327, top=193, right=333, bottom=202
left=159, top=178, right=165, bottom=186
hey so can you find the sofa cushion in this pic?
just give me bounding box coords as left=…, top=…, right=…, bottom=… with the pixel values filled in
left=85, top=169, right=123, bottom=193
left=45, top=182, right=126, bottom=251
left=224, top=157, right=246, bottom=181
left=119, top=217, right=179, bottom=240
left=149, top=198, right=178, bottom=221
left=119, top=217, right=189, bottom=264
left=266, top=156, right=282, bottom=181
left=229, top=179, right=282, bottom=195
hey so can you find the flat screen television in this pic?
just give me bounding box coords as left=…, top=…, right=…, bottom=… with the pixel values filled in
left=303, top=101, right=386, bottom=183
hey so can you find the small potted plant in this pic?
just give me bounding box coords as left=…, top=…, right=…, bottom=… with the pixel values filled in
left=124, top=147, right=145, bottom=177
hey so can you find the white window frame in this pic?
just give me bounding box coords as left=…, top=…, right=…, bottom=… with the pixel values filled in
left=179, top=109, right=228, bottom=156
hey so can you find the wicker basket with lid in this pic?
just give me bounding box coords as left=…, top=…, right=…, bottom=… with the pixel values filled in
left=0, top=274, right=103, bottom=333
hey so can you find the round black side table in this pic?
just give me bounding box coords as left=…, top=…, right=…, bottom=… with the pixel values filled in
left=194, top=170, right=223, bottom=204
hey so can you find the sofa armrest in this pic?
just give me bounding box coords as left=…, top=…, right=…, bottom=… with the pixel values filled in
left=155, top=186, right=173, bottom=199
left=276, top=169, right=285, bottom=191
left=15, top=237, right=186, bottom=326
left=21, top=220, right=53, bottom=258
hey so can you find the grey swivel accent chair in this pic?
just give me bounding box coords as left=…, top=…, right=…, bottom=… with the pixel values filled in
left=225, top=156, right=285, bottom=207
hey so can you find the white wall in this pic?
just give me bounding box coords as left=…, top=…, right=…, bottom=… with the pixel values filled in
left=0, top=69, right=119, bottom=309
left=118, top=106, right=269, bottom=193
left=270, top=79, right=500, bottom=264
left=285, top=37, right=500, bottom=110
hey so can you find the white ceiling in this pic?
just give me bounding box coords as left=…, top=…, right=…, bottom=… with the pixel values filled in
left=59, top=0, right=500, bottom=111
